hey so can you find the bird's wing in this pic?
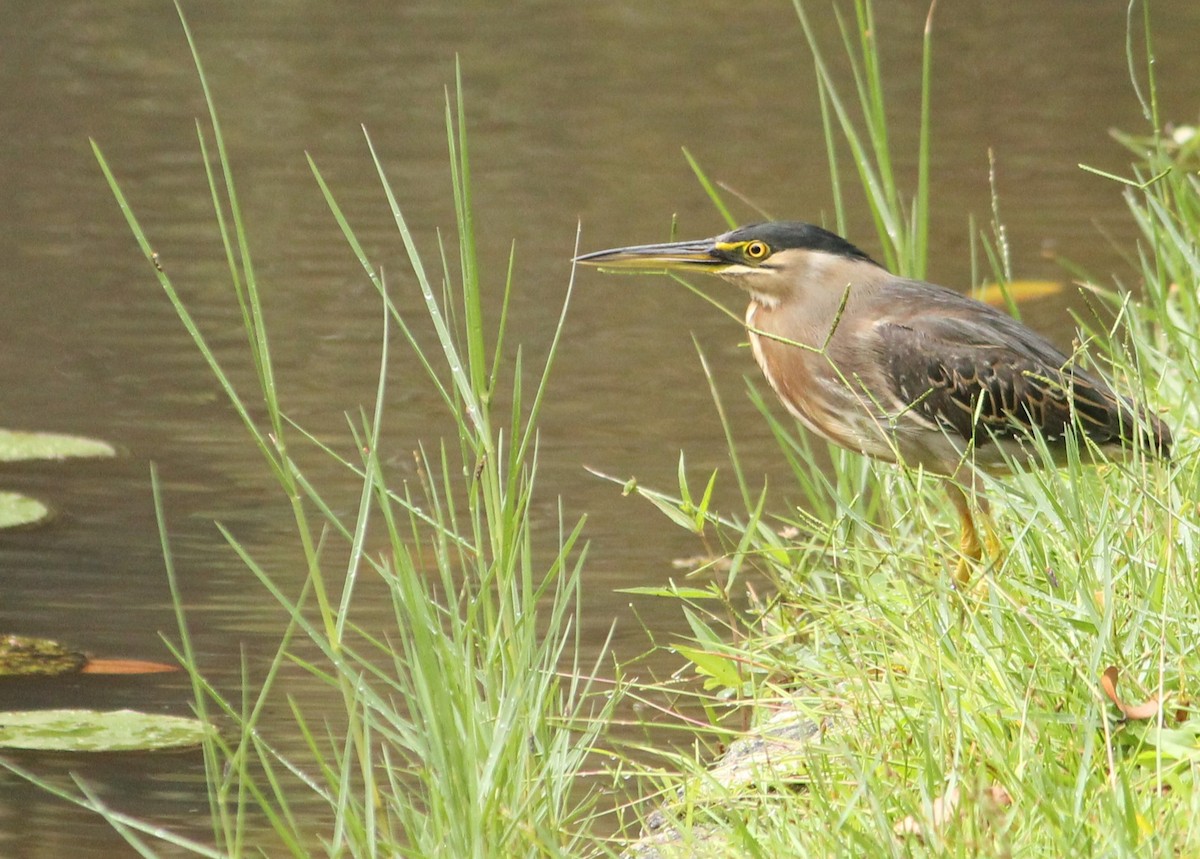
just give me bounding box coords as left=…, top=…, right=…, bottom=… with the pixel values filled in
left=871, top=293, right=1147, bottom=450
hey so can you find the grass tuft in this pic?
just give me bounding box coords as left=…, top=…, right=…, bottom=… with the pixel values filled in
left=608, top=1, right=1200, bottom=855
left=14, top=4, right=627, bottom=857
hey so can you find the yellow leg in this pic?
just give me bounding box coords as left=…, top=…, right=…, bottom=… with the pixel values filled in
left=944, top=480, right=1002, bottom=584
left=982, top=515, right=1004, bottom=560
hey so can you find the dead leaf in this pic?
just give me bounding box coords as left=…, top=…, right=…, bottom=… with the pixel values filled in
left=975, top=279, right=1064, bottom=307
left=1101, top=666, right=1162, bottom=720
left=894, top=786, right=960, bottom=839
left=983, top=784, right=1013, bottom=809
left=669, top=554, right=732, bottom=572
left=1174, top=694, right=1191, bottom=724
left=80, top=658, right=179, bottom=675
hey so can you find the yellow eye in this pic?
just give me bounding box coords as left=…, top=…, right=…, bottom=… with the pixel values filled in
left=744, top=240, right=770, bottom=261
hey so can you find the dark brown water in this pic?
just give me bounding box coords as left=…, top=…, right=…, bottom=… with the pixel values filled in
left=1, top=2, right=1197, bottom=854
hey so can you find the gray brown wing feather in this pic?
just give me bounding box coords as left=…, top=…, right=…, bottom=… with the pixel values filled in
left=872, top=282, right=1171, bottom=455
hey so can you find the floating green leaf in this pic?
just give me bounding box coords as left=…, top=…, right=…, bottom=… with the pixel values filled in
left=0, top=709, right=211, bottom=752
left=0, top=635, right=87, bottom=678
left=0, top=429, right=117, bottom=462
left=0, top=491, right=52, bottom=529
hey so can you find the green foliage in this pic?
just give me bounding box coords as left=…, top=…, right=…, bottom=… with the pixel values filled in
left=617, top=0, right=1200, bottom=855
left=9, top=4, right=625, bottom=858
left=792, top=0, right=935, bottom=278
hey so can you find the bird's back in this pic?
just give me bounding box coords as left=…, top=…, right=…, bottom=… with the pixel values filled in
left=869, top=278, right=1172, bottom=468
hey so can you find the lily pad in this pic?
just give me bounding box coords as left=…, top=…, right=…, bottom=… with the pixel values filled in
left=0, top=491, right=52, bottom=529
left=0, top=709, right=211, bottom=752
left=0, top=635, right=87, bottom=678
left=0, top=429, right=117, bottom=462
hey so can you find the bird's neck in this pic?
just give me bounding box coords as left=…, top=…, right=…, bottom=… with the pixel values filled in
left=745, top=295, right=825, bottom=352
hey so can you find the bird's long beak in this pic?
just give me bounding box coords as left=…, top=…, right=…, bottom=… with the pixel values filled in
left=574, top=237, right=730, bottom=272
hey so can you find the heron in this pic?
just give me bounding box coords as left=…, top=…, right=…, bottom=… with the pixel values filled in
left=576, top=221, right=1172, bottom=581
